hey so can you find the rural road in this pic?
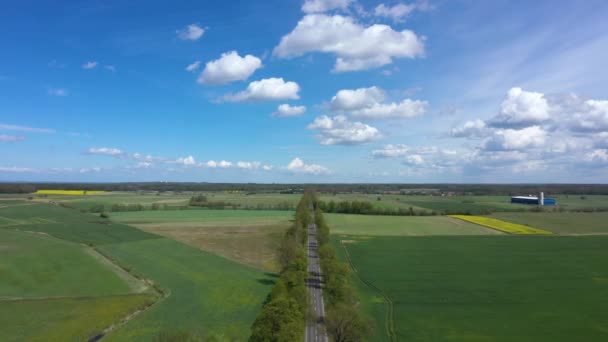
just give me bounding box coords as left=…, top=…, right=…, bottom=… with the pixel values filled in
left=305, top=204, right=328, bottom=342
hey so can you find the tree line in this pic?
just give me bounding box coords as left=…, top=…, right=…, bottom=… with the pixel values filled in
left=249, top=192, right=313, bottom=341
left=312, top=195, right=369, bottom=341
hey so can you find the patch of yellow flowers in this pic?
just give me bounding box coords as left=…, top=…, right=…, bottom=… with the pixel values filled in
left=34, top=190, right=105, bottom=195
left=449, top=215, right=553, bottom=235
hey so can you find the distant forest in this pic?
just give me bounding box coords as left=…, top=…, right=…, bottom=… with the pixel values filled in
left=2, top=182, right=608, bottom=195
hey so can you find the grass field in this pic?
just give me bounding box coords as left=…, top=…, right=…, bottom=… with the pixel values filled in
left=339, top=235, right=608, bottom=342
left=326, top=213, right=501, bottom=236
left=0, top=294, right=153, bottom=342
left=0, top=229, right=144, bottom=298
left=99, top=238, right=274, bottom=341
left=450, top=215, right=553, bottom=235
left=111, top=210, right=293, bottom=272
left=491, top=212, right=608, bottom=235
left=0, top=202, right=274, bottom=341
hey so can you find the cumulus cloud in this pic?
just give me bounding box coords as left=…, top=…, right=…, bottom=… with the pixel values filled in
left=222, top=78, right=300, bottom=102
left=568, top=99, right=608, bottom=132
left=86, top=147, right=124, bottom=156
left=287, top=157, right=330, bottom=174
left=302, top=0, right=353, bottom=13
left=0, top=134, right=24, bottom=142
left=48, top=88, right=68, bottom=96
left=329, top=86, right=427, bottom=119
left=450, top=119, right=488, bottom=138
left=185, top=61, right=201, bottom=72
left=177, top=24, right=205, bottom=41
left=273, top=14, right=424, bottom=72
left=206, top=160, right=233, bottom=168
left=372, top=144, right=409, bottom=158
left=330, top=86, right=385, bottom=111
left=374, top=3, right=416, bottom=22
left=83, top=61, right=98, bottom=69
left=585, top=149, right=608, bottom=165
left=105, top=65, right=116, bottom=72
left=308, top=115, right=382, bottom=145
left=174, top=155, right=196, bottom=166
left=197, top=51, right=262, bottom=85
left=236, top=161, right=261, bottom=169
left=483, top=126, right=547, bottom=151
left=273, top=104, right=307, bottom=117
left=489, top=87, right=550, bottom=128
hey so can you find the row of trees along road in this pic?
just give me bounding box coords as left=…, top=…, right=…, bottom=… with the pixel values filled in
left=312, top=194, right=369, bottom=341
left=249, top=192, right=313, bottom=341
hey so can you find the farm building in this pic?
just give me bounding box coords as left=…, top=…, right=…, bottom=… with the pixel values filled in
left=511, top=192, right=556, bottom=206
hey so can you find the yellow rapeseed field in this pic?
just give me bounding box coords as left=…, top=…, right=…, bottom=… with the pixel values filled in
left=34, top=190, right=105, bottom=195
left=449, top=215, right=553, bottom=235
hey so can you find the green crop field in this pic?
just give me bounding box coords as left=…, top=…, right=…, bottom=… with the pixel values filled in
left=0, top=229, right=143, bottom=298
left=111, top=210, right=293, bottom=272
left=99, top=237, right=274, bottom=341
left=337, top=235, right=608, bottom=342
left=491, top=212, right=608, bottom=234
left=0, top=202, right=275, bottom=341
left=326, top=213, right=501, bottom=236
left=0, top=294, right=153, bottom=342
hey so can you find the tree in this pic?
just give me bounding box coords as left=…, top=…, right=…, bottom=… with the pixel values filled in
left=325, top=303, right=368, bottom=342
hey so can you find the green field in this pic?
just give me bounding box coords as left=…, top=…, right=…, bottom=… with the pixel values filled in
left=0, top=229, right=143, bottom=298
left=110, top=210, right=293, bottom=272
left=0, top=202, right=275, bottom=341
left=338, top=235, right=608, bottom=341
left=491, top=212, right=608, bottom=235
left=326, top=213, right=501, bottom=236
left=100, top=238, right=274, bottom=340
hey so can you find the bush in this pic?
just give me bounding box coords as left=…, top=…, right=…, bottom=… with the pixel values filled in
left=100, top=212, right=110, bottom=219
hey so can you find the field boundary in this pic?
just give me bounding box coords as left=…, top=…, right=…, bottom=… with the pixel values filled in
left=340, top=241, right=397, bottom=342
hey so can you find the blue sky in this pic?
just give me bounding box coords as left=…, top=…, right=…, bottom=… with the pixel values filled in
left=1, top=0, right=608, bottom=183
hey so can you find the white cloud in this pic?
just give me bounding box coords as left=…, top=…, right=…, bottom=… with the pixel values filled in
left=205, top=160, right=218, bottom=168
left=237, top=161, right=261, bottom=169
left=48, top=88, right=68, bottom=96
left=585, top=149, right=608, bottom=165
left=273, top=104, right=307, bottom=117
left=177, top=24, right=205, bottom=41
left=105, top=65, right=116, bottom=72
left=174, top=155, right=196, bottom=166
left=374, top=3, right=416, bottom=22
left=185, top=61, right=201, bottom=72
left=83, top=61, right=98, bottom=69
left=87, top=147, right=124, bottom=156
left=405, top=154, right=424, bottom=166
left=197, top=51, right=262, bottom=85
left=372, top=144, right=410, bottom=158
left=351, top=99, right=427, bottom=119
left=329, top=86, right=427, bottom=119
left=483, top=126, right=547, bottom=151
left=0, top=134, right=24, bottom=142
left=218, top=160, right=232, bottom=168
left=308, top=115, right=382, bottom=145
left=450, top=119, right=488, bottom=138
left=79, top=167, right=101, bottom=174
left=274, top=14, right=424, bottom=72
left=302, top=0, right=353, bottom=13
left=569, top=99, right=608, bottom=132
left=136, top=161, right=152, bottom=169
left=490, top=87, right=550, bottom=127
left=0, top=166, right=34, bottom=172
left=287, top=157, right=330, bottom=174
left=0, top=123, right=54, bottom=133
left=222, top=78, right=300, bottom=102
left=330, top=86, right=385, bottom=111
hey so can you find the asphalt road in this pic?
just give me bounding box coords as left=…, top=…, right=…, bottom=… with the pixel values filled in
left=305, top=205, right=328, bottom=342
